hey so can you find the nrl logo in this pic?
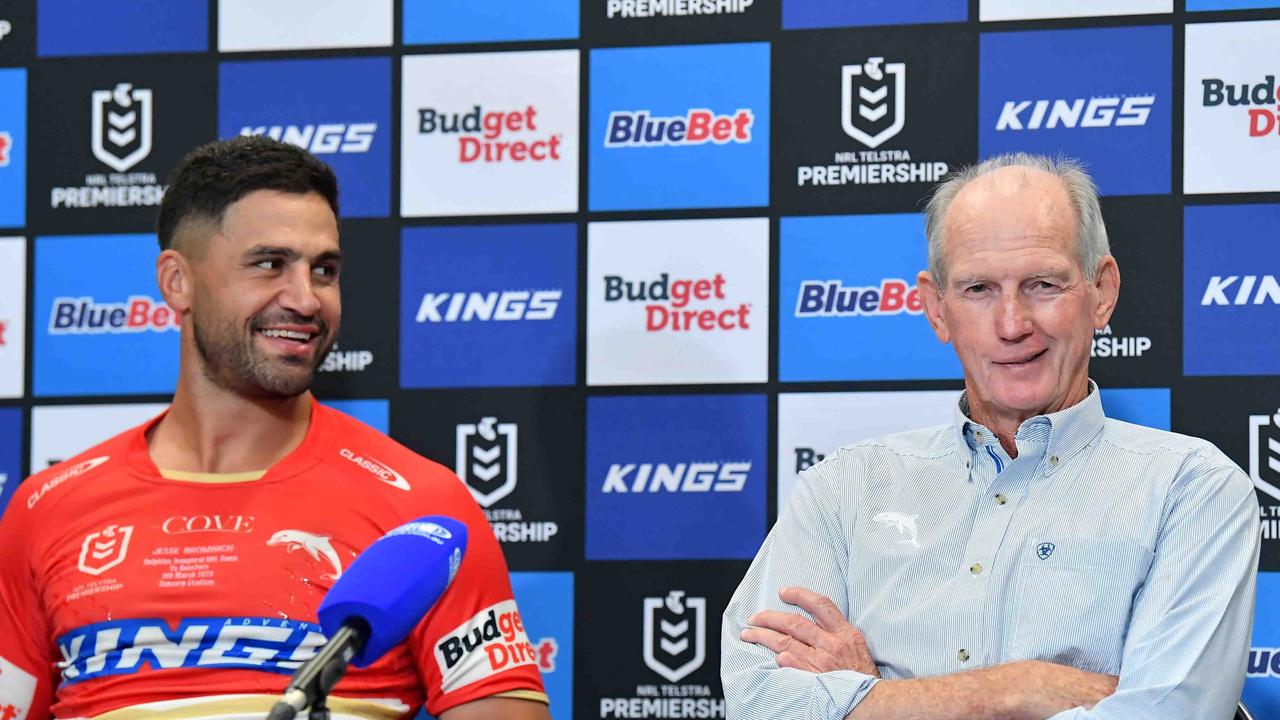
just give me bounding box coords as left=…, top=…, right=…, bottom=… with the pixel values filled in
left=1249, top=409, right=1280, bottom=502
left=642, top=590, right=706, bottom=684
left=456, top=417, right=518, bottom=507
left=78, top=523, right=134, bottom=576
left=842, top=57, right=906, bottom=149
left=91, top=82, right=153, bottom=172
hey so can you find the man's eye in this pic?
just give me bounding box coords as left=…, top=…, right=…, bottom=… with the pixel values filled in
left=965, top=284, right=987, bottom=294
left=314, top=264, right=337, bottom=278
left=255, top=259, right=281, bottom=271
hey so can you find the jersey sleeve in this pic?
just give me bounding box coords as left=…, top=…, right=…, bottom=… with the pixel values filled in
left=406, top=474, right=546, bottom=716
left=0, top=498, right=57, bottom=720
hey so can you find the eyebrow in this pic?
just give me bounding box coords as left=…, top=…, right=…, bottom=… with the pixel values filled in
left=243, top=245, right=343, bottom=264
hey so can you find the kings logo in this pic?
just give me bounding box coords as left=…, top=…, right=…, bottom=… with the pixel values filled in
left=642, top=590, right=706, bottom=684
left=842, top=57, right=905, bottom=149
left=456, top=416, right=518, bottom=507
left=78, top=524, right=134, bottom=576
left=91, top=83, right=153, bottom=173
left=1249, top=409, right=1280, bottom=502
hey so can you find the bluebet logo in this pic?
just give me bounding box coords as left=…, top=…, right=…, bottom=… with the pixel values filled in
left=586, top=394, right=766, bottom=560
left=794, top=278, right=922, bottom=317
left=604, top=109, right=754, bottom=147
left=414, top=290, right=561, bottom=323
left=47, top=296, right=178, bottom=334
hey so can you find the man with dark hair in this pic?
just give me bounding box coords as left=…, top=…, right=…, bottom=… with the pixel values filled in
left=0, top=136, right=551, bottom=720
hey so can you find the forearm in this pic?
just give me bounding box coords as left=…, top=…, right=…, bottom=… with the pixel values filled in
left=847, top=661, right=1117, bottom=720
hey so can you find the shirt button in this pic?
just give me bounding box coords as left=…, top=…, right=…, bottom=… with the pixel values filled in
left=969, top=563, right=983, bottom=575
left=994, top=493, right=1007, bottom=505
left=957, top=649, right=970, bottom=662
left=1050, top=455, right=1059, bottom=465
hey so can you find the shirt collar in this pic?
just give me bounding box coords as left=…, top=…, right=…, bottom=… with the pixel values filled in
left=952, top=380, right=1106, bottom=473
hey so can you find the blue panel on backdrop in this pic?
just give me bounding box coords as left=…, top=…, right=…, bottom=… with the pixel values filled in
left=511, top=571, right=574, bottom=719
left=34, top=235, right=179, bottom=397
left=980, top=26, right=1172, bottom=196
left=783, top=0, right=967, bottom=28
left=779, top=214, right=961, bottom=381
left=0, top=407, right=21, bottom=519
left=1099, top=388, right=1170, bottom=430
left=1244, top=572, right=1280, bottom=718
left=323, top=399, right=389, bottom=434
left=38, top=0, right=207, bottom=56
left=1189, top=0, right=1280, bottom=7
left=586, top=394, right=766, bottom=560
left=0, top=69, right=26, bottom=229
left=589, top=43, right=770, bottom=211
left=399, top=225, right=577, bottom=388
left=404, top=0, right=577, bottom=44
left=1184, top=204, right=1280, bottom=376
left=220, top=58, right=392, bottom=218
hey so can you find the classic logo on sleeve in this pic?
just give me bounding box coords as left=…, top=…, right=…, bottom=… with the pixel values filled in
left=0, top=655, right=36, bottom=720
left=434, top=600, right=538, bottom=693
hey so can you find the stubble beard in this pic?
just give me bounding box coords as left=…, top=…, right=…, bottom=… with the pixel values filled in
left=191, top=305, right=334, bottom=400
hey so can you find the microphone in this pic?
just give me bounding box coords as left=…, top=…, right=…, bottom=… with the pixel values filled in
left=267, top=516, right=468, bottom=720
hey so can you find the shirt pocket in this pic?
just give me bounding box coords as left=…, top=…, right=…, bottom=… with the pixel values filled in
left=1007, top=536, right=1154, bottom=674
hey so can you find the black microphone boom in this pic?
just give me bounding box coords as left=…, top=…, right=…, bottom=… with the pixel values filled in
left=267, top=619, right=369, bottom=720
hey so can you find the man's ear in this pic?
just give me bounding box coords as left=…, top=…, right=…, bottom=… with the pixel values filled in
left=1092, top=255, right=1120, bottom=329
left=157, top=249, right=194, bottom=314
left=918, top=270, right=951, bottom=344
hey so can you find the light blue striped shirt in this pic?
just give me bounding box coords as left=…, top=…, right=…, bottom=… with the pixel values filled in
left=723, top=384, right=1260, bottom=719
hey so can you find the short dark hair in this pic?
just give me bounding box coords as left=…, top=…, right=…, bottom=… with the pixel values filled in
left=156, top=135, right=339, bottom=252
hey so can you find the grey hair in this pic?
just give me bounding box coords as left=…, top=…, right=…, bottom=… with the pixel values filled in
left=923, top=152, right=1109, bottom=286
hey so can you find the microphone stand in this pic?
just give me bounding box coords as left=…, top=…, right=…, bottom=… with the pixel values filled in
left=268, top=622, right=368, bottom=720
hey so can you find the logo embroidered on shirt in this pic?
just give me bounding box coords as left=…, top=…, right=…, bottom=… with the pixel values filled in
left=873, top=511, right=920, bottom=548
left=1036, top=542, right=1056, bottom=560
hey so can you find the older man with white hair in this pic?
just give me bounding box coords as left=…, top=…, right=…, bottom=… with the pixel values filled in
left=722, top=153, right=1260, bottom=719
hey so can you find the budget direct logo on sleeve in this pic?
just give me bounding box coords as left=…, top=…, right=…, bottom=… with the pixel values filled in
left=220, top=58, right=391, bottom=218
left=589, top=42, right=769, bottom=211
left=979, top=26, right=1171, bottom=197
left=779, top=214, right=960, bottom=381
left=401, top=50, right=578, bottom=217
left=586, top=394, right=766, bottom=560
left=1184, top=20, right=1280, bottom=194
left=587, top=217, right=768, bottom=386
left=0, top=69, right=26, bottom=229
left=399, top=224, right=577, bottom=388
left=1184, top=204, right=1280, bottom=376
left=34, top=235, right=178, bottom=396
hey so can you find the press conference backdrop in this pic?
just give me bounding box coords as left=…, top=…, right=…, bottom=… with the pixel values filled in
left=0, top=0, right=1278, bottom=717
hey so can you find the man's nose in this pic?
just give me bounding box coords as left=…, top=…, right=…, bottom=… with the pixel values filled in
left=995, top=292, right=1033, bottom=341
left=279, top=265, right=321, bottom=316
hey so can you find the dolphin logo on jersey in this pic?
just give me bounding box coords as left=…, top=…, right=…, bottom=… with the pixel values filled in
left=267, top=530, right=343, bottom=580
left=873, top=511, right=920, bottom=548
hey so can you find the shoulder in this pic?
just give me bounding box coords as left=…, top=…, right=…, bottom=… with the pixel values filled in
left=797, top=423, right=954, bottom=497
left=316, top=403, right=469, bottom=501
left=1100, top=419, right=1253, bottom=498
left=15, top=422, right=140, bottom=517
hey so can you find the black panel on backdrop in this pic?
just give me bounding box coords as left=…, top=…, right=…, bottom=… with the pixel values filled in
left=1089, top=197, right=1179, bottom=387
left=583, top=0, right=778, bottom=45
left=391, top=389, right=583, bottom=570
left=577, top=562, right=747, bottom=720
left=1173, top=377, right=1280, bottom=573
left=0, top=1, right=34, bottom=65
left=310, top=219, right=399, bottom=398
left=28, top=57, right=217, bottom=234
left=773, top=25, right=978, bottom=214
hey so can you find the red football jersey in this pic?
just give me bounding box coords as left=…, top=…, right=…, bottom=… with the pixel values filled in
left=0, top=400, right=546, bottom=719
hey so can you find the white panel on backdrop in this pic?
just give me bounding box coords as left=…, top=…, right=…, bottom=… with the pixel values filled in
left=218, top=0, right=392, bottom=52
left=0, top=238, right=24, bottom=398
left=30, top=403, right=166, bottom=471
left=400, top=50, right=579, bottom=217
left=979, top=0, right=1170, bottom=21
left=1184, top=20, right=1280, bottom=194
left=777, top=391, right=956, bottom=514
left=587, top=217, right=769, bottom=386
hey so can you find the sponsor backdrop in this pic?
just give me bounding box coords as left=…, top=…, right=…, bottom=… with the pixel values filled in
left=1, top=1, right=1278, bottom=717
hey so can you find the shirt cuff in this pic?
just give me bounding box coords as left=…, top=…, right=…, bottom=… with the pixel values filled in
left=814, top=671, right=881, bottom=720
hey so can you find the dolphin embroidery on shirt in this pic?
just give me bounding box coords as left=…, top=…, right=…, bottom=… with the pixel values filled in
left=267, top=529, right=344, bottom=580
left=873, top=512, right=921, bottom=548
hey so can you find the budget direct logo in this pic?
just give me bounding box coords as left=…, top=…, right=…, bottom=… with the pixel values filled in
left=980, top=26, right=1171, bottom=196
left=34, top=235, right=179, bottom=396
left=1184, top=204, right=1280, bottom=376
left=401, top=50, right=578, bottom=217
left=586, top=394, right=766, bottom=560
left=1185, top=21, right=1280, bottom=194
left=220, top=58, right=391, bottom=218
left=590, top=42, right=769, bottom=211
left=400, top=224, right=576, bottom=388
left=588, top=217, right=768, bottom=386
left=780, top=214, right=961, bottom=382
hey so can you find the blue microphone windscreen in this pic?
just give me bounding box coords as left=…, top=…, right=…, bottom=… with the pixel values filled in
left=317, top=516, right=468, bottom=666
